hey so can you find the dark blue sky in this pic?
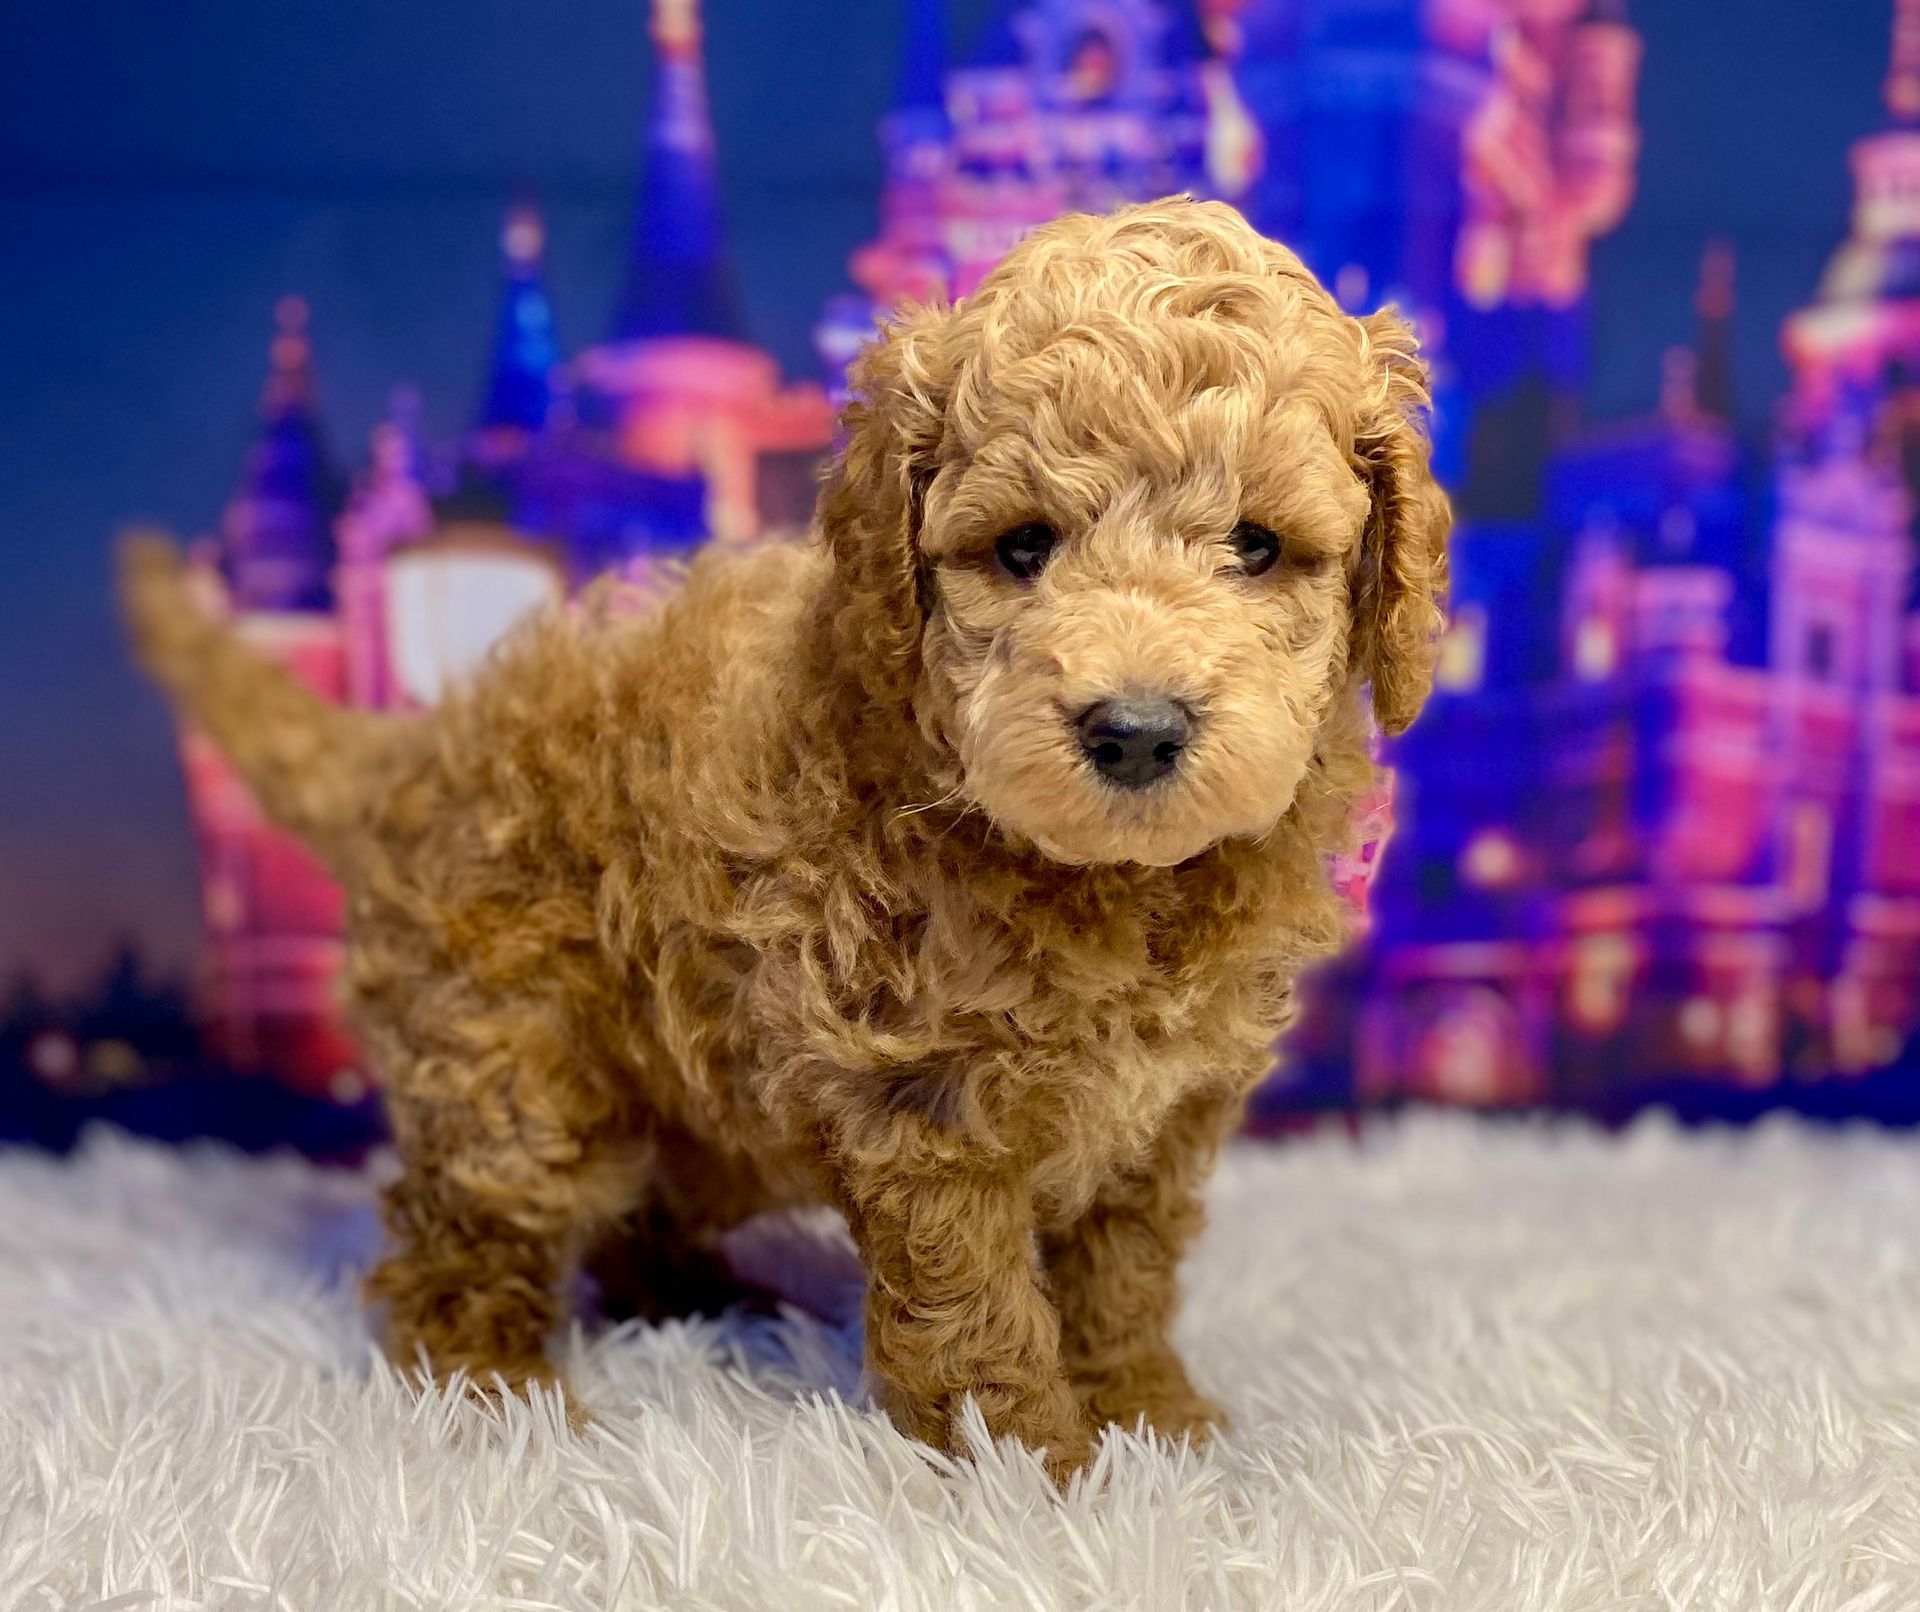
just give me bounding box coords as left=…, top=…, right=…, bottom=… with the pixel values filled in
left=0, top=0, right=1895, bottom=991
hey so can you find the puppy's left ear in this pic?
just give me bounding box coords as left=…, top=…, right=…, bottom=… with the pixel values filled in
left=1351, top=308, right=1452, bottom=736
left=818, top=301, right=954, bottom=711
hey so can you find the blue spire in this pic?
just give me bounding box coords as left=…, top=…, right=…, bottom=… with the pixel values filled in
left=222, top=297, right=338, bottom=612
left=476, top=201, right=560, bottom=434
left=611, top=0, right=743, bottom=344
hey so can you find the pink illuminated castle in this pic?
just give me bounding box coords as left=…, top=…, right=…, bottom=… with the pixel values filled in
left=176, top=0, right=832, bottom=1092
left=1318, top=1, right=1920, bottom=1107
left=179, top=296, right=356, bottom=1086
left=166, top=0, right=1916, bottom=1108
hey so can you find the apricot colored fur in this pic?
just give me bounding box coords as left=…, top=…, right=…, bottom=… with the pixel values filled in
left=121, top=198, right=1449, bottom=1482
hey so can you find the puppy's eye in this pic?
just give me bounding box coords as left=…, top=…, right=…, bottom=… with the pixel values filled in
left=994, top=522, right=1057, bottom=582
left=1228, top=520, right=1283, bottom=577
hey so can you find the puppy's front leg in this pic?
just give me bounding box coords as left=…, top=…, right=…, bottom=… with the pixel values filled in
left=1039, top=1086, right=1239, bottom=1443
left=837, top=1150, right=1090, bottom=1483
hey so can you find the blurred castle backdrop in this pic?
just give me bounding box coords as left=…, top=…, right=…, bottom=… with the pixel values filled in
left=117, top=0, right=1920, bottom=1120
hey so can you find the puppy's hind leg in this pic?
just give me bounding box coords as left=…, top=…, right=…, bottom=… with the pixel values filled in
left=364, top=1002, right=649, bottom=1421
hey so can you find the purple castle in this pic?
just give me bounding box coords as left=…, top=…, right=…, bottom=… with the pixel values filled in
left=163, top=0, right=1918, bottom=1111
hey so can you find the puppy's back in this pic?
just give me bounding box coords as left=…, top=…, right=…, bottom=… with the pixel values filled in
left=357, top=538, right=832, bottom=957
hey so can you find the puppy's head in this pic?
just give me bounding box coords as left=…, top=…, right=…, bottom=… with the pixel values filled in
left=820, top=198, right=1449, bottom=867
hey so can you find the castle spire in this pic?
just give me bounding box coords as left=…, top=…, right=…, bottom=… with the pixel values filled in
left=221, top=296, right=337, bottom=612
left=848, top=0, right=955, bottom=315
left=475, top=200, right=560, bottom=441
left=610, top=0, right=742, bottom=344
left=1803, top=0, right=1920, bottom=311
left=1693, top=239, right=1736, bottom=423
left=359, top=385, right=433, bottom=537
left=1888, top=0, right=1920, bottom=125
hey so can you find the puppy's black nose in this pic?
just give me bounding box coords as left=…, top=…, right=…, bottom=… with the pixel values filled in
left=1075, top=698, right=1192, bottom=789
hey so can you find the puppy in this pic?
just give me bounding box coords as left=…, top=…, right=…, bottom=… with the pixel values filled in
left=123, top=197, right=1448, bottom=1482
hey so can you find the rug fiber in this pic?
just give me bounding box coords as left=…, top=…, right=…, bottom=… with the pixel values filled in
left=4, top=1116, right=1919, bottom=1610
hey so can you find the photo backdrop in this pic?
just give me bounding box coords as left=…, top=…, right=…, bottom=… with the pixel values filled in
left=3, top=0, right=1916, bottom=1149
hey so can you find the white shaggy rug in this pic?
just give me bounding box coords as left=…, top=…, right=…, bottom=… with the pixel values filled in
left=4, top=1119, right=1920, bottom=1611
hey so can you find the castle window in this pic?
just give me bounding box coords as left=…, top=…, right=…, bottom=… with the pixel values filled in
left=385, top=535, right=563, bottom=708
left=1436, top=603, right=1487, bottom=692
left=1805, top=622, right=1835, bottom=680
left=1569, top=934, right=1635, bottom=1035
left=1680, top=997, right=1722, bottom=1050
left=1727, top=993, right=1777, bottom=1081
left=1574, top=613, right=1619, bottom=680
left=1786, top=802, right=1833, bottom=913
left=1460, top=828, right=1523, bottom=890
left=1063, top=28, right=1119, bottom=105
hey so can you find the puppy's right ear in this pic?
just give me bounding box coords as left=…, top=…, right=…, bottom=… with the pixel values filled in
left=1351, top=307, right=1451, bottom=736
left=818, top=301, right=953, bottom=711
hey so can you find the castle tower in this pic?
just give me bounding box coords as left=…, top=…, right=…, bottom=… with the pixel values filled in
left=179, top=302, right=356, bottom=1092
left=470, top=201, right=561, bottom=470
left=821, top=0, right=955, bottom=398
left=1233, top=0, right=1430, bottom=309
left=609, top=0, right=739, bottom=347
left=1022, top=0, right=1210, bottom=212
left=1693, top=240, right=1737, bottom=425
left=1774, top=0, right=1920, bottom=703
left=1453, top=0, right=1641, bottom=314
left=1768, top=0, right=1920, bottom=1074
left=1222, top=0, right=1641, bottom=320
left=1222, top=1, right=1640, bottom=526
left=577, top=0, right=831, bottom=545
left=937, top=5, right=1061, bottom=295
left=221, top=297, right=338, bottom=611
left=336, top=386, right=434, bottom=710
left=847, top=0, right=954, bottom=311
left=1782, top=0, right=1920, bottom=429
left=840, top=0, right=1216, bottom=323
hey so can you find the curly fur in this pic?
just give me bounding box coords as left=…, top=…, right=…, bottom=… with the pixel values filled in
left=121, top=198, right=1449, bottom=1482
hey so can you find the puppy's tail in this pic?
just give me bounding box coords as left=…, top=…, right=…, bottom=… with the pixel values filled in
left=118, top=529, right=406, bottom=861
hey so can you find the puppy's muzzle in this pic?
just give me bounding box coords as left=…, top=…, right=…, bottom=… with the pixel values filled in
left=1075, top=697, right=1193, bottom=790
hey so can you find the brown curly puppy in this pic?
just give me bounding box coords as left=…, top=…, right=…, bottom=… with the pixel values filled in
left=122, top=197, right=1448, bottom=1482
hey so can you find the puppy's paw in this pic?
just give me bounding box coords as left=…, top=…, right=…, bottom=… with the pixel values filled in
left=1076, top=1357, right=1226, bottom=1446
left=932, top=1388, right=1093, bottom=1491
left=1105, top=1386, right=1226, bottom=1445
left=1040, top=1426, right=1095, bottom=1489
left=473, top=1362, right=592, bottom=1434
left=398, top=1350, right=591, bottom=1436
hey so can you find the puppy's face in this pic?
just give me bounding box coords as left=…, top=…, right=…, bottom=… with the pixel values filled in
left=919, top=394, right=1368, bottom=866
left=821, top=199, right=1450, bottom=867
